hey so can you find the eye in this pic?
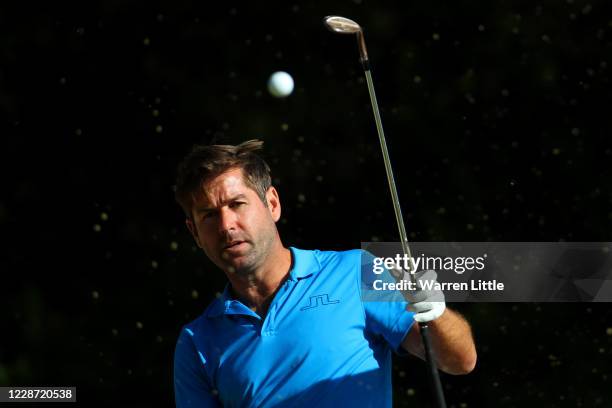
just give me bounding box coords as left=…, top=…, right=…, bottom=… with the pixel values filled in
left=200, top=211, right=216, bottom=221
left=229, top=201, right=245, bottom=209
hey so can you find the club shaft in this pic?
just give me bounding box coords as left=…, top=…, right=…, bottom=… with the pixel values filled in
left=363, top=68, right=448, bottom=408
left=364, top=69, right=413, bottom=270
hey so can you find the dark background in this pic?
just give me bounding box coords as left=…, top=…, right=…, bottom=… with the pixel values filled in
left=1, top=0, right=612, bottom=406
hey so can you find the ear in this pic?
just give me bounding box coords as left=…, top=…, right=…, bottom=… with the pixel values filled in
left=266, top=186, right=282, bottom=222
left=185, top=217, right=202, bottom=248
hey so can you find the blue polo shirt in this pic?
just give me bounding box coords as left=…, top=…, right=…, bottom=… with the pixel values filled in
left=174, top=247, right=414, bottom=407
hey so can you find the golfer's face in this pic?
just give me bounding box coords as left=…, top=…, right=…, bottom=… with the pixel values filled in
left=189, top=168, right=279, bottom=274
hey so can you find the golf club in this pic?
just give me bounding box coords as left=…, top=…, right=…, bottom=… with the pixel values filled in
left=324, top=15, right=448, bottom=408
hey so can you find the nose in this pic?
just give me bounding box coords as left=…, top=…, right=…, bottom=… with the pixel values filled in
left=218, top=207, right=238, bottom=234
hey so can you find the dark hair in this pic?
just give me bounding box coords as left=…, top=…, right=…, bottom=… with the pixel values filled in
left=174, top=139, right=272, bottom=217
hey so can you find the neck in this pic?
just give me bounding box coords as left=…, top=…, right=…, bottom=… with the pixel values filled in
left=228, top=241, right=292, bottom=316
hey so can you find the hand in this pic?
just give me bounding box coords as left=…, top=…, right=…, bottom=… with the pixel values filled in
left=391, top=268, right=446, bottom=323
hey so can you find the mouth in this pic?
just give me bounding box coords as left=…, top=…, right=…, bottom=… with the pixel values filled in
left=223, top=240, right=248, bottom=251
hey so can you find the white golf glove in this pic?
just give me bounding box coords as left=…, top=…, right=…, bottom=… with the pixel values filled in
left=391, top=268, right=446, bottom=323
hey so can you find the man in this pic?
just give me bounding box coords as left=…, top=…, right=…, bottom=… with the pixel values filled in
left=173, top=139, right=476, bottom=407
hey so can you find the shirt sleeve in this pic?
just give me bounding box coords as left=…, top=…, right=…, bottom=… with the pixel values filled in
left=358, top=250, right=415, bottom=354
left=174, top=327, right=221, bottom=408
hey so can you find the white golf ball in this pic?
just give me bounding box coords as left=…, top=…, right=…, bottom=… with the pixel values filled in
left=267, top=71, right=294, bottom=98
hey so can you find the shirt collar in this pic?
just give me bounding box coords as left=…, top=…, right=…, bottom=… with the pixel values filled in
left=206, top=246, right=319, bottom=317
left=288, top=246, right=318, bottom=281
left=206, top=285, right=256, bottom=318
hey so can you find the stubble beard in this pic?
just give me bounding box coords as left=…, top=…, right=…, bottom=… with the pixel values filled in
left=225, top=225, right=276, bottom=279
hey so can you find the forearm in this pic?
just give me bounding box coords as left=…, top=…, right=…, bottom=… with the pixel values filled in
left=402, top=308, right=477, bottom=375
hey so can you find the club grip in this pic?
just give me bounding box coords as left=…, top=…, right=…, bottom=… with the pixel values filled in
left=419, top=322, right=447, bottom=408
